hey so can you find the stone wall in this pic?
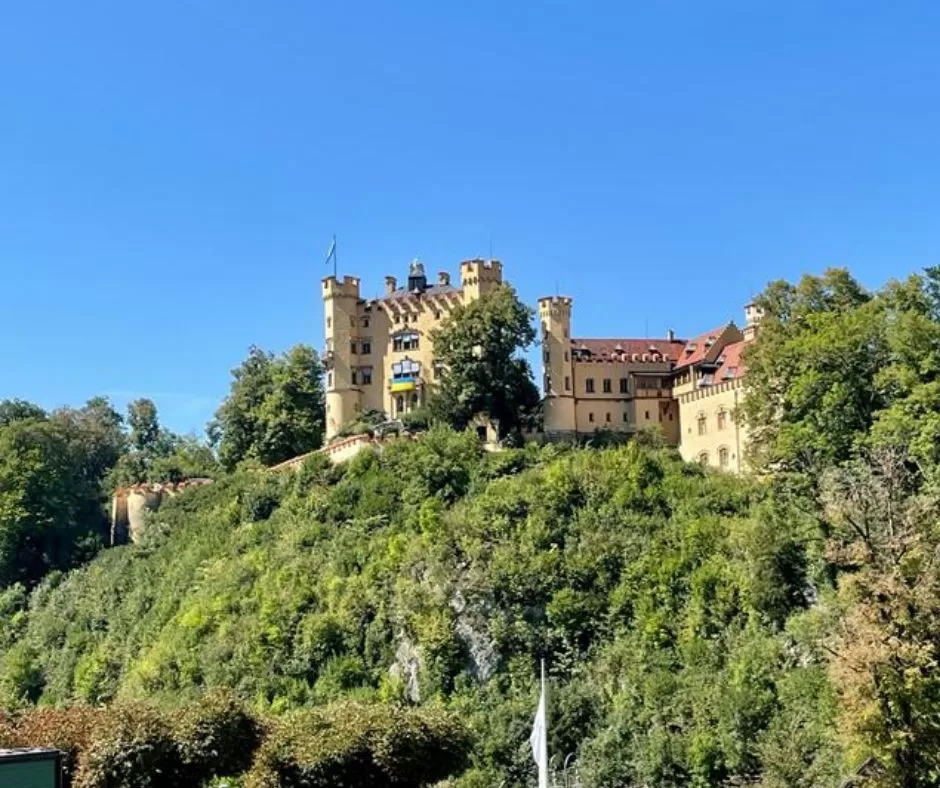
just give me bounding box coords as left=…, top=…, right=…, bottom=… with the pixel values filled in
left=110, top=479, right=213, bottom=545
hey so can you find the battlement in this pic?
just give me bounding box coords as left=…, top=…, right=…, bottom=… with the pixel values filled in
left=538, top=296, right=573, bottom=310
left=460, top=258, right=503, bottom=286
left=322, top=275, right=361, bottom=298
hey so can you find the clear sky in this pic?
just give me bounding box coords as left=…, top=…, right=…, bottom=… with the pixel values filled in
left=3, top=1, right=940, bottom=435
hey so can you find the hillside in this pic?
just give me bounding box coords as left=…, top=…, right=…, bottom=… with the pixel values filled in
left=0, top=430, right=844, bottom=786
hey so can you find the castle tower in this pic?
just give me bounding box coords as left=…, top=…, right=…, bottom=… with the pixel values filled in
left=323, top=274, right=362, bottom=441
left=460, top=259, right=503, bottom=302
left=743, top=302, right=763, bottom=342
left=538, top=296, right=575, bottom=436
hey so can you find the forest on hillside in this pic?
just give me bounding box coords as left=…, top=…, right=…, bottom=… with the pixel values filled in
left=2, top=269, right=940, bottom=786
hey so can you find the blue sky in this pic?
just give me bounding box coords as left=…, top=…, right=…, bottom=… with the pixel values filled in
left=3, top=1, right=940, bottom=435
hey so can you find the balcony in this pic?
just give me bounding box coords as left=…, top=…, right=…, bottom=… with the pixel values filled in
left=389, top=375, right=420, bottom=393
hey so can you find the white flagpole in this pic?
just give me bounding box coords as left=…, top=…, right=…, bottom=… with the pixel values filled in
left=530, top=659, right=549, bottom=788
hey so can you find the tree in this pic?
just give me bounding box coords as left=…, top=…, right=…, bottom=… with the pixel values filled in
left=211, top=345, right=325, bottom=470
left=822, top=450, right=940, bottom=787
left=429, top=284, right=540, bottom=439
left=0, top=418, right=105, bottom=586
left=742, top=269, right=887, bottom=477
left=0, top=400, right=47, bottom=427
left=127, top=399, right=161, bottom=453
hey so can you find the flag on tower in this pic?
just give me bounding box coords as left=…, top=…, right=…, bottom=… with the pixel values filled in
left=324, top=236, right=336, bottom=265
left=530, top=661, right=549, bottom=788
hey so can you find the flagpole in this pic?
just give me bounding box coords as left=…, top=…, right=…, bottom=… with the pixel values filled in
left=541, top=659, right=549, bottom=785
left=333, top=234, right=338, bottom=279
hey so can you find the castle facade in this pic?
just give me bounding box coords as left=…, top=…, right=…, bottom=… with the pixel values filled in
left=323, top=258, right=760, bottom=471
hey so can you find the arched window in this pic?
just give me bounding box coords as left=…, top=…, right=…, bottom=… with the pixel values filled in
left=718, top=446, right=729, bottom=468
left=698, top=451, right=709, bottom=465
left=697, top=413, right=707, bottom=436
left=396, top=395, right=404, bottom=414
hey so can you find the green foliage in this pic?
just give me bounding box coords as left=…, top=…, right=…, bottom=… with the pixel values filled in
left=429, top=285, right=540, bottom=439
left=0, top=432, right=843, bottom=785
left=244, top=702, right=471, bottom=787
left=211, top=345, right=325, bottom=470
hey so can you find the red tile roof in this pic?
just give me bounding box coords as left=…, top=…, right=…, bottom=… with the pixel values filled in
left=713, top=340, right=746, bottom=381
left=672, top=323, right=737, bottom=370
left=570, top=338, right=688, bottom=363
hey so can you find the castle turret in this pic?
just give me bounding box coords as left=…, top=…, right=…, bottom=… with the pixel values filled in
left=743, top=302, right=763, bottom=342
left=538, top=296, right=575, bottom=436
left=460, top=259, right=503, bottom=302
left=323, top=274, right=362, bottom=440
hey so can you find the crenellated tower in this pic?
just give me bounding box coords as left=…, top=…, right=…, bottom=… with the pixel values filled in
left=460, top=259, right=503, bottom=302
left=538, top=295, right=575, bottom=436
left=322, top=274, right=362, bottom=440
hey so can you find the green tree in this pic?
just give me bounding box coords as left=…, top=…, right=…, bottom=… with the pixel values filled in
left=211, top=345, right=325, bottom=469
left=0, top=418, right=106, bottom=586
left=429, top=284, right=540, bottom=439
left=742, top=269, right=886, bottom=476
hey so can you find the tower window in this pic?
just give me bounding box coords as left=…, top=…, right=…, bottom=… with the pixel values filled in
left=327, top=372, right=333, bottom=387
left=564, top=351, right=569, bottom=361
left=351, top=370, right=359, bottom=385
left=585, top=378, right=595, bottom=393
left=564, top=376, right=571, bottom=391
left=361, top=367, right=373, bottom=385
left=623, top=412, right=628, bottom=422
left=326, top=317, right=332, bottom=329
left=361, top=317, right=370, bottom=328
left=350, top=341, right=357, bottom=354
left=620, top=378, right=628, bottom=394
left=603, top=379, right=612, bottom=394
left=361, top=340, right=372, bottom=355
left=645, top=411, right=650, bottom=420
left=605, top=412, right=611, bottom=422
left=588, top=412, right=594, bottom=423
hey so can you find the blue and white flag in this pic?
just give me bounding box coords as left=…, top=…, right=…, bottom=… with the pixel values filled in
left=325, top=236, right=336, bottom=265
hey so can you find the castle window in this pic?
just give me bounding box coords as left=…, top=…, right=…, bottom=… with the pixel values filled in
left=697, top=413, right=707, bottom=436
left=327, top=372, right=333, bottom=387
left=351, top=369, right=359, bottom=385
left=698, top=451, right=709, bottom=465
left=717, top=410, right=727, bottom=430
left=586, top=378, right=595, bottom=394
left=350, top=341, right=357, bottom=354
left=361, top=317, right=370, bottom=328
left=394, top=313, right=401, bottom=324
left=623, top=412, right=629, bottom=422
left=433, top=311, right=440, bottom=320
left=645, top=410, right=650, bottom=420
left=564, top=376, right=571, bottom=391
left=619, top=378, right=628, bottom=394
left=326, top=317, right=332, bottom=329
left=605, top=412, right=611, bottom=422
left=603, top=379, right=612, bottom=394
left=543, top=349, right=550, bottom=364
left=396, top=395, right=404, bottom=414
left=361, top=340, right=372, bottom=355
left=564, top=351, right=569, bottom=361
left=719, top=447, right=729, bottom=468
left=588, top=412, right=595, bottom=423
left=393, top=331, right=420, bottom=352
left=433, top=361, right=444, bottom=379
left=361, top=367, right=373, bottom=385
left=668, top=412, right=673, bottom=421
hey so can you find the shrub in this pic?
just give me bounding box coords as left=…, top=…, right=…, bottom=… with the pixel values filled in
left=73, top=703, right=182, bottom=788
left=173, top=689, right=262, bottom=785
left=13, top=706, right=104, bottom=788
left=244, top=702, right=472, bottom=788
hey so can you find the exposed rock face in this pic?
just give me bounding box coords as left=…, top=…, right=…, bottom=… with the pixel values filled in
left=110, top=479, right=213, bottom=545
left=451, top=590, right=499, bottom=682
left=390, top=637, right=422, bottom=703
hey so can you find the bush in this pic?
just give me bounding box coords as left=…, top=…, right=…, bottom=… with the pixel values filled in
left=244, top=702, right=472, bottom=788
left=13, top=706, right=103, bottom=788
left=173, top=689, right=263, bottom=785
left=73, top=704, right=182, bottom=788
left=239, top=476, right=283, bottom=522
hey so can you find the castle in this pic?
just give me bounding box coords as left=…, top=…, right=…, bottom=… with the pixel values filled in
left=323, top=258, right=761, bottom=471
left=322, top=258, right=504, bottom=440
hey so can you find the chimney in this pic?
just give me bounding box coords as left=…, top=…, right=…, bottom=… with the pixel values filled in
left=385, top=276, right=397, bottom=295
left=438, top=271, right=450, bottom=286
left=667, top=328, right=675, bottom=342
